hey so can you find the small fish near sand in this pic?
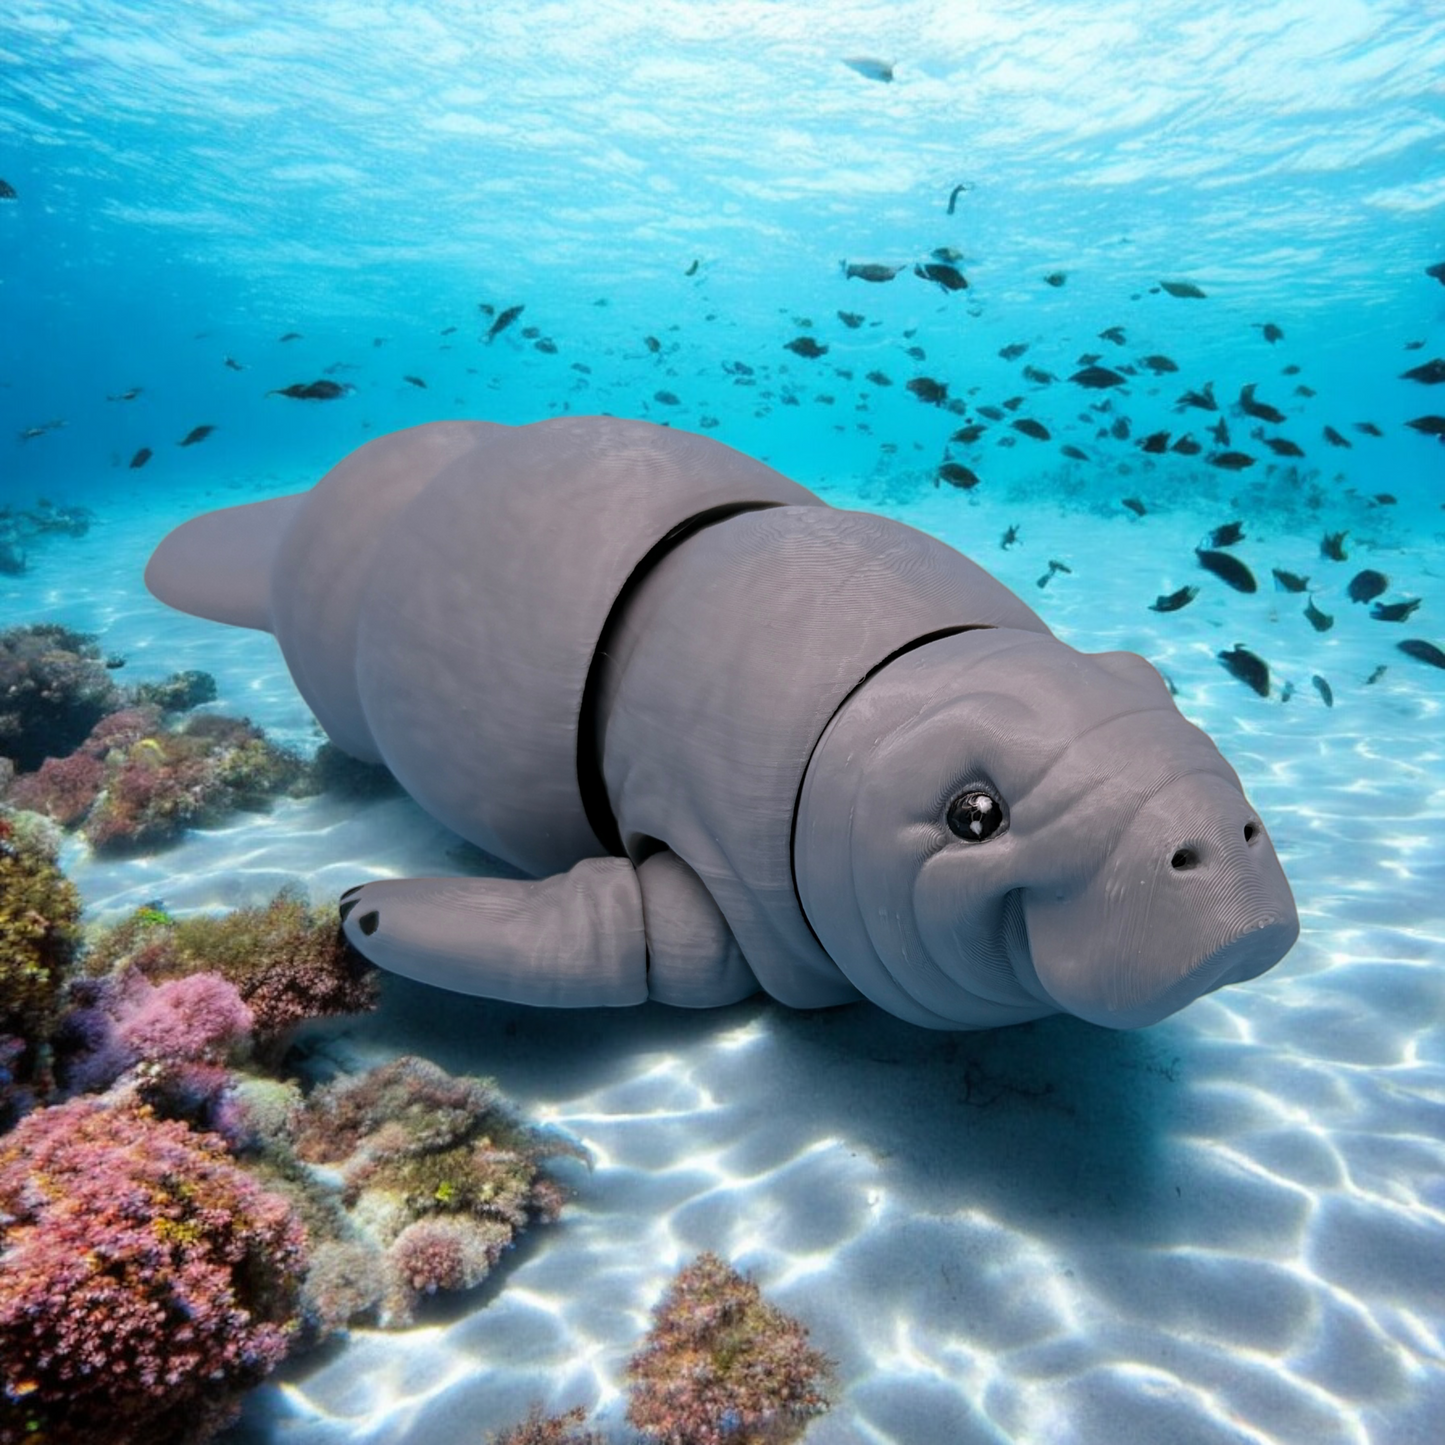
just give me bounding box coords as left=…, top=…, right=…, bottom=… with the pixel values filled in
left=1372, top=598, right=1421, bottom=623
left=1139, top=430, right=1171, bottom=454
left=1170, top=435, right=1202, bottom=456
left=1043, top=271, right=1067, bottom=287
left=1011, top=418, right=1050, bottom=441
left=1207, top=451, right=1256, bottom=471
left=269, top=381, right=348, bottom=401
left=905, top=377, right=949, bottom=406
left=1320, top=531, right=1349, bottom=561
left=1238, top=384, right=1286, bottom=424
left=1256, top=323, right=1285, bottom=343
left=1070, top=365, right=1126, bottom=389
left=1150, top=585, right=1198, bottom=613
left=486, top=304, right=525, bottom=342
left=1122, top=497, right=1147, bottom=516
left=1272, top=568, right=1309, bottom=593
left=914, top=262, right=968, bottom=292
left=1159, top=280, right=1208, bottom=299
left=936, top=462, right=982, bottom=490
left=178, top=424, right=216, bottom=446
left=1304, top=597, right=1334, bottom=633
left=1312, top=675, right=1334, bottom=707
left=1346, top=570, right=1388, bottom=604
left=129, top=447, right=153, bottom=469
left=843, top=56, right=894, bottom=82
left=842, top=262, right=902, bottom=283
left=403, top=375, right=428, bottom=388
left=1398, top=639, right=1445, bottom=670
left=1196, top=549, right=1257, bottom=593
left=1177, top=383, right=1218, bottom=411
left=1218, top=646, right=1269, bottom=697
left=837, top=311, right=865, bottom=329
left=1206, top=521, right=1245, bottom=548
left=1323, top=425, right=1352, bottom=448
left=784, top=337, right=828, bottom=359
left=1141, top=355, right=1179, bottom=374
left=1262, top=436, right=1305, bottom=457
left=1036, top=559, right=1072, bottom=589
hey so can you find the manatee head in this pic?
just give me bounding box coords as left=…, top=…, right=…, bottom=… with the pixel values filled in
left=795, top=628, right=1298, bottom=1030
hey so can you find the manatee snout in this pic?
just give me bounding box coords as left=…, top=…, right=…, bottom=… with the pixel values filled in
left=1022, top=769, right=1299, bottom=1028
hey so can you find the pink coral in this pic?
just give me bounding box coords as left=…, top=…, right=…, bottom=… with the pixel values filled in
left=5, top=750, right=105, bottom=825
left=0, top=1093, right=305, bottom=1445
left=115, top=972, right=254, bottom=1066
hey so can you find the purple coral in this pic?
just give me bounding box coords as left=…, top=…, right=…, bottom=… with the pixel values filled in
left=626, top=1254, right=833, bottom=1445
left=115, top=972, right=254, bottom=1066
left=0, top=1093, right=305, bottom=1445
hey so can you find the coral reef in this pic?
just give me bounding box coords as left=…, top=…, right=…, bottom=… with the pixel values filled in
left=0, top=624, right=121, bottom=773
left=490, top=1405, right=605, bottom=1445
left=130, top=669, right=218, bottom=713
left=626, top=1254, right=833, bottom=1445
left=0, top=1092, right=305, bottom=1445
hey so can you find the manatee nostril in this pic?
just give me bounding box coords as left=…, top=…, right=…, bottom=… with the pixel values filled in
left=1243, top=821, right=1259, bottom=843
left=1171, top=847, right=1199, bottom=870
left=358, top=909, right=380, bottom=936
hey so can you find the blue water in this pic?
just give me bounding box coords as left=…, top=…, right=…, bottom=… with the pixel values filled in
left=4, top=3, right=1445, bottom=1443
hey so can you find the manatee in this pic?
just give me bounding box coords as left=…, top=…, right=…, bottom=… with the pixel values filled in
left=144, top=417, right=1298, bottom=1031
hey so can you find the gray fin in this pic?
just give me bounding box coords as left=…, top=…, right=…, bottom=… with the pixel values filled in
left=338, top=858, right=647, bottom=1007
left=144, top=492, right=307, bottom=633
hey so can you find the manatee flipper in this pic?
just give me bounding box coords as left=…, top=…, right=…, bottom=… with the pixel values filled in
left=637, top=850, right=758, bottom=1007
left=338, top=858, right=648, bottom=1007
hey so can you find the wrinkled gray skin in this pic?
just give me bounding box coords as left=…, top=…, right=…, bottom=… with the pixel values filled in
left=145, top=417, right=1298, bottom=1031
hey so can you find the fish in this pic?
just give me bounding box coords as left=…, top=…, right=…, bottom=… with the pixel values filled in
left=1401, top=358, right=1445, bottom=385
left=1399, top=639, right=1445, bottom=669
left=223, top=356, right=245, bottom=371
left=1206, top=521, right=1245, bottom=548
left=842, top=262, right=901, bottom=283
left=129, top=447, right=153, bottom=469
left=1312, top=675, right=1333, bottom=707
left=1070, top=365, right=1126, bottom=389
left=479, top=303, right=495, bottom=316
left=654, top=391, right=680, bottom=406
left=1043, top=271, right=1067, bottom=287
left=1371, top=598, right=1421, bottom=622
left=178, top=424, right=216, bottom=446
left=1160, top=280, right=1207, bottom=299
left=932, top=247, right=964, bottom=263
left=1262, top=437, right=1304, bottom=457
left=785, top=337, right=828, bottom=359
left=685, top=258, right=700, bottom=276
left=1295, top=385, right=1316, bottom=397
left=1347, top=570, right=1388, bottom=604
left=1323, top=425, right=1352, bottom=448
left=1207, top=451, right=1256, bottom=471
left=1177, top=383, right=1218, bottom=411
left=950, top=424, right=986, bottom=444
left=977, top=405, right=1004, bottom=421
left=1355, top=421, right=1383, bottom=436
left=107, top=387, right=143, bottom=402
left=906, top=377, right=949, bottom=405
left=487, top=305, right=524, bottom=342
left=1238, top=384, right=1285, bottom=424
left=1170, top=435, right=1202, bottom=455
left=1098, top=326, right=1126, bottom=345
left=1320, top=531, right=1349, bottom=561
left=914, top=262, right=968, bottom=292
left=1122, top=497, right=1147, bottom=516
left=936, top=462, right=982, bottom=490
left=1218, top=646, right=1269, bottom=697
left=865, top=371, right=892, bottom=387
left=905, top=345, right=927, bottom=361
left=1256, top=323, right=1285, bottom=343
left=1036, top=559, right=1072, bottom=588
left=1140, top=355, right=1179, bottom=374
left=946, top=183, right=970, bottom=214
left=269, top=381, right=346, bottom=401
left=999, top=342, right=1029, bottom=361
left=1209, top=418, right=1231, bottom=446
left=1304, top=597, right=1334, bottom=633
left=843, top=56, right=894, bottom=81
left=1001, top=525, right=1020, bottom=549
left=1150, top=585, right=1198, bottom=613
left=572, top=362, right=592, bottom=374
left=403, top=375, right=428, bottom=388
left=1406, top=415, right=1445, bottom=439
left=1060, top=445, right=1089, bottom=461
left=837, top=311, right=865, bottom=329
left=1427, top=262, right=1445, bottom=285
left=534, top=338, right=558, bottom=354
left=440, top=326, right=457, bottom=336
left=279, top=332, right=303, bottom=342
left=0, top=178, right=16, bottom=199
left=1272, top=568, right=1309, bottom=593
left=1110, top=417, right=1131, bottom=440
left=644, top=336, right=661, bottom=353
left=1011, top=418, right=1050, bottom=441
left=1370, top=492, right=1396, bottom=506
left=1196, top=549, right=1257, bottom=593
left=1023, top=365, right=1056, bottom=384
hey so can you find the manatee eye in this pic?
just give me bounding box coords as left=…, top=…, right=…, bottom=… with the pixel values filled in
left=946, top=787, right=1007, bottom=843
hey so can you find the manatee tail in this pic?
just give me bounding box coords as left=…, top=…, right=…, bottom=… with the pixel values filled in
left=143, top=492, right=307, bottom=633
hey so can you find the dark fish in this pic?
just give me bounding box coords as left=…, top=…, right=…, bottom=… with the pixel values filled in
left=1196, top=548, right=1257, bottom=593
left=1295, top=385, right=1317, bottom=397
left=1022, top=365, right=1056, bottom=384
left=843, top=262, right=901, bottom=283
left=1207, top=451, right=1255, bottom=471
left=1364, top=665, right=1387, bottom=685
left=654, top=391, right=680, bottom=405
left=1011, top=418, right=1050, bottom=440
left=1399, top=639, right=1445, bottom=669
left=1401, top=358, right=1445, bottom=385
left=865, top=370, right=892, bottom=386
left=279, top=331, right=303, bottom=341
left=1139, top=430, right=1171, bottom=454
left=107, top=387, right=143, bottom=402
left=0, top=178, right=16, bottom=199
left=1256, top=322, right=1285, bottom=343
left=837, top=311, right=865, bottom=329
left=572, top=362, right=592, bottom=374
left=1110, top=416, right=1131, bottom=440
left=478, top=303, right=495, bottom=315
left=1218, top=646, right=1268, bottom=697
left=1281, top=364, right=1301, bottom=374
left=534, top=338, right=557, bottom=354
left=1238, top=383, right=1285, bottom=424
left=1036, top=559, right=1072, bottom=589
left=1170, top=435, right=1202, bottom=456
left=1272, top=568, right=1309, bottom=593
left=843, top=56, right=893, bottom=81
left=1140, top=355, right=1179, bottom=374
left=1304, top=597, right=1334, bottom=633
left=644, top=336, right=661, bottom=353
left=946, top=183, right=970, bottom=214
left=1371, top=598, right=1421, bottom=622
left=223, top=356, right=244, bottom=371
left=906, top=377, right=948, bottom=405
left=1371, top=492, right=1396, bottom=505
left=785, top=336, right=828, bottom=358
left=403, top=375, right=427, bottom=388
left=1207, top=521, right=1244, bottom=548
left=999, top=342, right=1028, bottom=361
left=1263, top=436, right=1304, bottom=457
left=1098, top=325, right=1126, bottom=345
left=937, top=462, right=981, bottom=490
left=1312, top=675, right=1333, bottom=707
left=1320, top=531, right=1349, bottom=561
left=1177, top=383, right=1218, bottom=411
left=905, top=345, right=926, bottom=361
left=178, top=424, right=215, bottom=446
left=1427, top=262, right=1445, bottom=285
left=977, top=405, right=1004, bottom=421
left=1060, top=444, right=1089, bottom=461
left=932, top=247, right=964, bottom=263
left=486, top=304, right=524, bottom=342
left=1347, top=570, right=1388, bottom=604
left=1355, top=421, right=1383, bottom=436
left=1209, top=418, right=1231, bottom=445
left=1001, top=525, right=1020, bottom=549
left=1070, top=364, right=1126, bottom=389
left=914, top=262, right=968, bottom=292
left=269, top=380, right=345, bottom=401
left=1122, top=497, right=1147, bottom=516
left=440, top=326, right=457, bottom=336
left=1150, top=585, right=1198, bottom=613
left=1323, top=425, right=1352, bottom=448
left=685, top=259, right=700, bottom=276
left=951, top=423, right=986, bottom=444
left=1160, top=279, right=1207, bottom=299
left=128, top=447, right=152, bottom=469
left=1044, top=271, right=1067, bottom=287
left=1406, top=414, right=1445, bottom=439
